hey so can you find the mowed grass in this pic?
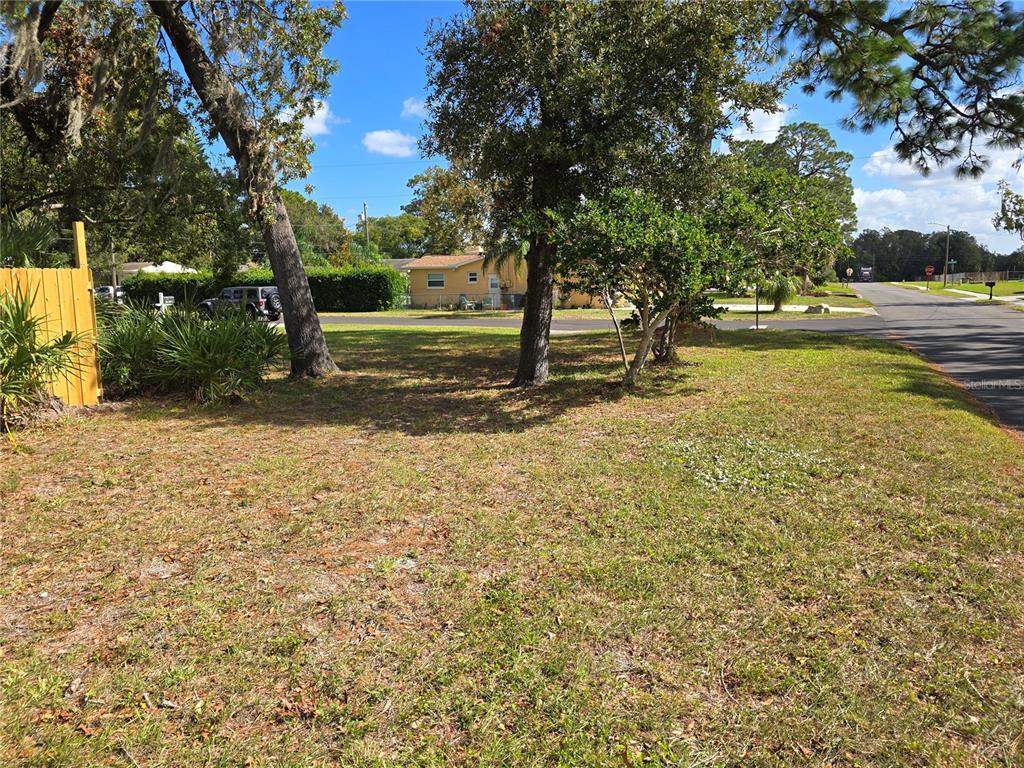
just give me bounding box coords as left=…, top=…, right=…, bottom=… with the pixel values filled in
left=323, top=309, right=633, bottom=320
left=2, top=326, right=1023, bottom=767
left=895, top=281, right=1024, bottom=301
left=710, top=283, right=873, bottom=308
left=946, top=280, right=1024, bottom=298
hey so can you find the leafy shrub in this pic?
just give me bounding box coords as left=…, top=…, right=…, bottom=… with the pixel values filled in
left=0, top=287, right=82, bottom=429
left=811, top=266, right=838, bottom=286
left=121, top=265, right=407, bottom=311
left=97, top=304, right=287, bottom=402
left=119, top=272, right=216, bottom=306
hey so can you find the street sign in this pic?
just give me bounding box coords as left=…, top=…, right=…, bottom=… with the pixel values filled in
left=924, top=265, right=934, bottom=276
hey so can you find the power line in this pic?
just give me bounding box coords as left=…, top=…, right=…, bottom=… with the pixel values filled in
left=308, top=158, right=440, bottom=169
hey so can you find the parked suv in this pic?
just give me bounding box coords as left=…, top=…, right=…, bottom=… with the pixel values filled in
left=94, top=285, right=125, bottom=303
left=198, top=285, right=282, bottom=321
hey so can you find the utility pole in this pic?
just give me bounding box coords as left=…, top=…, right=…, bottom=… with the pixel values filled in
left=930, top=222, right=953, bottom=287
left=942, top=224, right=951, bottom=287
left=362, top=201, right=370, bottom=247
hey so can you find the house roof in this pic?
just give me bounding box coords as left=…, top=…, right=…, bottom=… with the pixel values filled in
left=406, top=253, right=484, bottom=270
left=383, top=258, right=416, bottom=272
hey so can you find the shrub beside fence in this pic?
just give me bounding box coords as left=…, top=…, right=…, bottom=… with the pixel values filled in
left=0, top=222, right=101, bottom=407
left=122, top=265, right=407, bottom=312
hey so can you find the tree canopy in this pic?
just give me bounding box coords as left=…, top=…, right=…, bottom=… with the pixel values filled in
left=851, top=228, right=1008, bottom=280
left=729, top=121, right=857, bottom=239
left=1, top=0, right=347, bottom=376
left=279, top=189, right=349, bottom=266
left=557, top=188, right=721, bottom=387
left=403, top=165, right=489, bottom=255
left=779, top=1, right=1024, bottom=177
left=424, top=0, right=779, bottom=385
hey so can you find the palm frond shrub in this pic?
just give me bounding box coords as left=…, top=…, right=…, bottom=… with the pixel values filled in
left=149, top=311, right=287, bottom=401
left=0, top=214, right=61, bottom=268
left=757, top=272, right=799, bottom=312
left=96, top=304, right=287, bottom=402
left=95, top=301, right=161, bottom=398
left=0, top=287, right=82, bottom=428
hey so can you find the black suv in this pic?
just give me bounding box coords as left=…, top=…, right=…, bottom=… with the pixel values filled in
left=198, top=285, right=282, bottom=321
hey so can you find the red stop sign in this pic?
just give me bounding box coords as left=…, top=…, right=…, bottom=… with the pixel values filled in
left=924, top=265, right=935, bottom=276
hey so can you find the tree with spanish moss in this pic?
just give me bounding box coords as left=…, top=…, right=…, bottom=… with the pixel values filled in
left=1, top=1, right=345, bottom=377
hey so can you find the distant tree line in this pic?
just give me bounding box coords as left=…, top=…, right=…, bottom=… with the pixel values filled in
left=841, top=229, right=1024, bottom=281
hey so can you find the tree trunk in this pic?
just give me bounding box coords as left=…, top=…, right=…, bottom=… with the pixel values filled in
left=623, top=309, right=670, bottom=389
left=262, top=194, right=338, bottom=376
left=800, top=271, right=813, bottom=294
left=148, top=0, right=337, bottom=378
left=603, top=289, right=628, bottom=373
left=652, top=308, right=680, bottom=364
left=511, top=231, right=555, bottom=386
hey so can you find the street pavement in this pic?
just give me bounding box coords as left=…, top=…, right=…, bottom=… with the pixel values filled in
left=319, top=284, right=1024, bottom=430
left=853, top=282, right=1024, bottom=431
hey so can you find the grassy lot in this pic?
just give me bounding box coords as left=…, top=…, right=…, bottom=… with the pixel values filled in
left=945, top=280, right=1024, bottom=298
left=2, top=326, right=1023, bottom=767
left=710, top=283, right=872, bottom=308
left=327, top=308, right=633, bottom=321
left=895, top=281, right=1024, bottom=301
left=716, top=308, right=868, bottom=320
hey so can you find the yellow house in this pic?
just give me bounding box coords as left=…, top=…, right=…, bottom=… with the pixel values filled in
left=407, top=246, right=528, bottom=309
left=405, top=245, right=623, bottom=310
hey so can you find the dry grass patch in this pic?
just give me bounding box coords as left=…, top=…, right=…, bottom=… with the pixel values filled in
left=2, top=325, right=1023, bottom=766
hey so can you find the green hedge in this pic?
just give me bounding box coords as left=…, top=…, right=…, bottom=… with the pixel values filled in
left=121, top=265, right=407, bottom=312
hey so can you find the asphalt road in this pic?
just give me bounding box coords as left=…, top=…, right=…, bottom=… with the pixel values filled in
left=853, top=282, right=1024, bottom=431
left=319, top=285, right=1024, bottom=431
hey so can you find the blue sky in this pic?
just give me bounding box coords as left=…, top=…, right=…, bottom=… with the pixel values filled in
left=290, top=1, right=1021, bottom=253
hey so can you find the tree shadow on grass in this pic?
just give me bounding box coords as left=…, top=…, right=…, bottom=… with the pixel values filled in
left=136, top=328, right=701, bottom=437
left=126, top=326, right=1014, bottom=436
left=712, top=328, right=1014, bottom=428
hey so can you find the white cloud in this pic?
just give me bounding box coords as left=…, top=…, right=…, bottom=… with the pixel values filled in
left=301, top=101, right=341, bottom=138
left=362, top=129, right=417, bottom=158
left=401, top=97, right=427, bottom=119
left=728, top=104, right=791, bottom=144
left=856, top=145, right=1023, bottom=251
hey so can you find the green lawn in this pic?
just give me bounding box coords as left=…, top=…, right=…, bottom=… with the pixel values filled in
left=710, top=283, right=872, bottom=308
left=947, top=280, right=1024, bottom=297
left=326, top=308, right=633, bottom=320
left=2, top=326, right=1023, bottom=766
left=894, top=280, right=1024, bottom=301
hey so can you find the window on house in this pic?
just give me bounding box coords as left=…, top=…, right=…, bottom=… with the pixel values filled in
left=427, top=272, right=445, bottom=288
left=468, top=272, right=478, bottom=284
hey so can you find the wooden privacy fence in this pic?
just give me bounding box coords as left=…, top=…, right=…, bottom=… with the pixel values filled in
left=0, top=222, right=102, bottom=406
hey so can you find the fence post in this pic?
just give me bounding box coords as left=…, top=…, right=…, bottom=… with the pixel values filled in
left=72, top=221, right=88, bottom=269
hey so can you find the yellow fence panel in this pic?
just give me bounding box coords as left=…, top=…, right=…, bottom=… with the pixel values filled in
left=0, top=222, right=102, bottom=407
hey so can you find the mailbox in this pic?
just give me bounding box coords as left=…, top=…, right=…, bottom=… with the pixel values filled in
left=985, top=281, right=997, bottom=300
